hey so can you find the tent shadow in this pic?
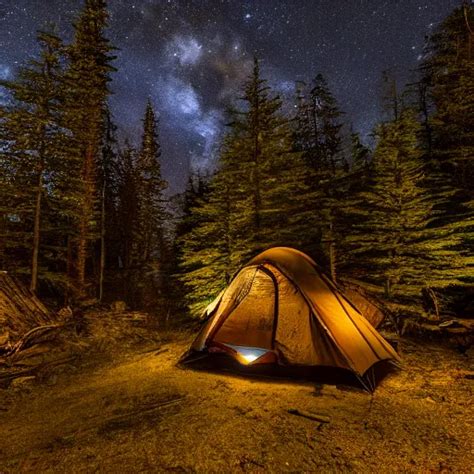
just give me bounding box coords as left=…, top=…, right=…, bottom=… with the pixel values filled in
left=179, top=352, right=398, bottom=392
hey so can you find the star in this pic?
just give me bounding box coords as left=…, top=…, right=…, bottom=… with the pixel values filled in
left=0, top=0, right=462, bottom=190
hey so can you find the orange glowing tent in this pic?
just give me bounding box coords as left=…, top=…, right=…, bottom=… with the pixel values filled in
left=182, top=247, right=400, bottom=389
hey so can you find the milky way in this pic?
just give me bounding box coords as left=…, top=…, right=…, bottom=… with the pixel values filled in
left=0, top=0, right=460, bottom=191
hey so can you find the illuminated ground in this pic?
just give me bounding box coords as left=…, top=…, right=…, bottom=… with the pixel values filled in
left=0, top=332, right=472, bottom=472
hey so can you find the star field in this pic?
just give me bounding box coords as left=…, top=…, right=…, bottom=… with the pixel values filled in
left=0, top=0, right=460, bottom=191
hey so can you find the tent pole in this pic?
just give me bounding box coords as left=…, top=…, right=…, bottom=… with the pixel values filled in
left=356, top=373, right=373, bottom=393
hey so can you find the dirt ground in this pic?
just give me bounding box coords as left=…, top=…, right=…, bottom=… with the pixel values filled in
left=0, top=331, right=472, bottom=473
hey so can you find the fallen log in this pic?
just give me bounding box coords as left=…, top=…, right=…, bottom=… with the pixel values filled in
left=6, top=324, right=65, bottom=357
left=0, top=356, right=77, bottom=384
left=0, top=272, right=52, bottom=343
left=287, top=408, right=330, bottom=424
left=0, top=367, right=35, bottom=383
left=0, top=319, right=79, bottom=387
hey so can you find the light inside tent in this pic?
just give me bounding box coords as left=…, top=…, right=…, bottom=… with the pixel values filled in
left=241, top=353, right=259, bottom=363
left=225, top=345, right=267, bottom=365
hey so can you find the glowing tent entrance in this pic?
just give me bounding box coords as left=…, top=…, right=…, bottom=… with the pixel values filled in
left=223, top=345, right=269, bottom=364
left=182, top=247, right=400, bottom=389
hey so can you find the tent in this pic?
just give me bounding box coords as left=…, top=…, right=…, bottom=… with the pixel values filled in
left=182, top=247, right=400, bottom=389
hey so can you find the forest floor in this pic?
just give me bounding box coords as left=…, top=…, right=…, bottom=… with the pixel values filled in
left=0, top=318, right=473, bottom=473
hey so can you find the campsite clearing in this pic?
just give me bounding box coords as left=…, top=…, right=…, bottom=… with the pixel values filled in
left=0, top=332, right=472, bottom=473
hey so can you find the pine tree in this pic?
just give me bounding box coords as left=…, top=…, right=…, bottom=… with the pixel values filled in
left=178, top=59, right=316, bottom=314
left=350, top=130, right=371, bottom=171
left=292, top=73, right=346, bottom=279
left=420, top=3, right=474, bottom=194
left=178, top=164, right=236, bottom=314
left=335, top=131, right=374, bottom=278
left=171, top=172, right=210, bottom=313
left=293, top=80, right=314, bottom=165
left=415, top=3, right=474, bottom=315
left=227, top=58, right=316, bottom=258
left=116, top=143, right=139, bottom=294
left=60, top=0, right=115, bottom=298
left=0, top=29, right=64, bottom=290
left=0, top=103, right=19, bottom=271
left=98, top=106, right=119, bottom=301
left=380, top=70, right=401, bottom=122
left=308, top=74, right=344, bottom=174
left=345, top=110, right=471, bottom=322
left=173, top=172, right=211, bottom=274
left=134, top=100, right=168, bottom=308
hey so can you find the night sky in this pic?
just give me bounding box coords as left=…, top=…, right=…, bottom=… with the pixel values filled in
left=0, top=0, right=460, bottom=191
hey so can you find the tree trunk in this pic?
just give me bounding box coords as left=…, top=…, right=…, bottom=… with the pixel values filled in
left=65, top=234, right=73, bottom=306
left=30, top=121, right=46, bottom=293
left=253, top=97, right=262, bottom=240
left=30, top=171, right=43, bottom=293
left=77, top=220, right=87, bottom=298
left=253, top=137, right=262, bottom=234
left=418, top=81, right=433, bottom=158
left=328, top=220, right=336, bottom=283
left=327, top=218, right=336, bottom=283
left=99, top=181, right=106, bottom=302
left=76, top=144, right=96, bottom=298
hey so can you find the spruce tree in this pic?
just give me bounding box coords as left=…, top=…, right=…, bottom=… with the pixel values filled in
left=60, top=0, right=115, bottom=298
left=415, top=3, right=474, bottom=314
left=134, top=101, right=168, bottom=308
left=350, top=130, right=371, bottom=171
left=0, top=104, right=19, bottom=271
left=171, top=172, right=210, bottom=313
left=98, top=107, right=119, bottom=301
left=227, top=58, right=316, bottom=258
left=308, top=74, right=344, bottom=174
left=178, top=165, right=236, bottom=314
left=345, top=109, right=470, bottom=322
left=380, top=70, right=401, bottom=122
left=420, top=3, right=474, bottom=194
left=175, top=172, right=210, bottom=242
left=178, top=59, right=316, bottom=314
left=116, top=143, right=139, bottom=298
left=0, top=29, right=64, bottom=290
left=335, top=131, right=374, bottom=278
left=292, top=73, right=346, bottom=279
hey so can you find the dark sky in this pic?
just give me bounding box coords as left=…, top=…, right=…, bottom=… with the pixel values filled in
left=0, top=0, right=460, bottom=191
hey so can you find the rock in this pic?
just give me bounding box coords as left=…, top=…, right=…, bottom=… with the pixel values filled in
left=10, top=376, right=36, bottom=391
left=46, top=374, right=58, bottom=386
left=111, top=301, right=127, bottom=312
left=322, top=384, right=342, bottom=398
left=57, top=306, right=73, bottom=319
left=0, top=330, right=10, bottom=346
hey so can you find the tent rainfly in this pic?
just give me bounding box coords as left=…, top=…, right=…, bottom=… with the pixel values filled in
left=182, top=247, right=400, bottom=390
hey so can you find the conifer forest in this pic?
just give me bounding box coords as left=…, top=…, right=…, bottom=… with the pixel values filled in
left=0, top=1, right=473, bottom=472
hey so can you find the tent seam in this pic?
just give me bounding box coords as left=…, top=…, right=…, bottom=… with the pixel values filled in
left=259, top=261, right=360, bottom=375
